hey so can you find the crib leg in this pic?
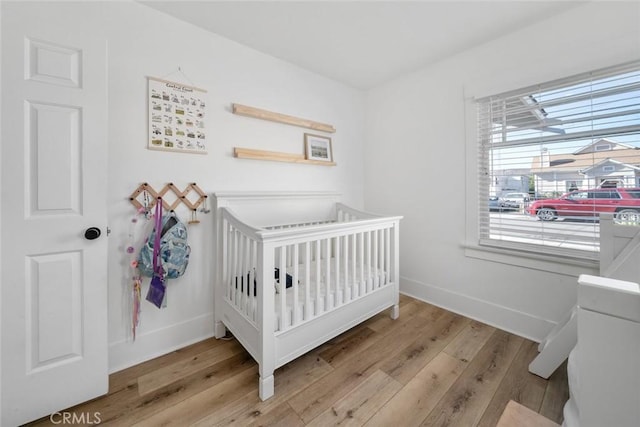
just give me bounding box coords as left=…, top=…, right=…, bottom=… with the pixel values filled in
left=259, top=374, right=274, bottom=401
left=214, top=320, right=227, bottom=339
left=390, top=304, right=399, bottom=320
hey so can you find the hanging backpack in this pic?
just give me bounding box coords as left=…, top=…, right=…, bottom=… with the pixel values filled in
left=138, top=205, right=191, bottom=280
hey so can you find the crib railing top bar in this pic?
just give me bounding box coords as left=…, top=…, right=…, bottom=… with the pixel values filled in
left=256, top=215, right=402, bottom=242
left=222, top=205, right=400, bottom=243
left=221, top=207, right=263, bottom=238
left=336, top=203, right=388, bottom=219
left=265, top=219, right=337, bottom=230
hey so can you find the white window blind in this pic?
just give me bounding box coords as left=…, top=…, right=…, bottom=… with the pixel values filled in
left=477, top=62, right=640, bottom=259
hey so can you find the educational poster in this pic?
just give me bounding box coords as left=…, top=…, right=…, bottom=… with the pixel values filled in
left=148, top=77, right=207, bottom=154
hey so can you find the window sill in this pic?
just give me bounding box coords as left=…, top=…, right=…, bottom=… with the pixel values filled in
left=463, top=242, right=599, bottom=277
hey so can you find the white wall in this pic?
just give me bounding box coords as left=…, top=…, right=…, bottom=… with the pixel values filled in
left=7, top=1, right=365, bottom=372
left=364, top=2, right=640, bottom=341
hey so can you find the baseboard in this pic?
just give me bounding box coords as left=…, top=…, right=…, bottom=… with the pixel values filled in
left=108, top=312, right=215, bottom=373
left=400, top=276, right=555, bottom=343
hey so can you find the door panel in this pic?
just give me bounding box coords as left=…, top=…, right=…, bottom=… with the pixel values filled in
left=27, top=252, right=83, bottom=372
left=26, top=38, right=82, bottom=88
left=27, top=101, right=82, bottom=215
left=1, top=5, right=108, bottom=425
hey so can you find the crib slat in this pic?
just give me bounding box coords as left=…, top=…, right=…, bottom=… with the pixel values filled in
left=324, top=238, right=331, bottom=310
left=363, top=231, right=368, bottom=294
left=227, top=225, right=232, bottom=302
left=237, top=233, right=243, bottom=310
left=239, top=234, right=244, bottom=309
left=365, top=231, right=371, bottom=293
left=231, top=229, right=238, bottom=305
left=378, top=229, right=383, bottom=288
left=245, top=236, right=253, bottom=316
left=370, top=231, right=375, bottom=290
left=249, top=239, right=256, bottom=321
left=315, top=239, right=321, bottom=316
left=242, top=234, right=248, bottom=313
left=279, top=246, right=286, bottom=331
left=352, top=234, right=357, bottom=298
left=373, top=229, right=379, bottom=289
left=224, top=222, right=231, bottom=300
left=359, top=232, right=365, bottom=296
left=292, top=244, right=299, bottom=326
left=385, top=227, right=391, bottom=285
left=335, top=236, right=341, bottom=307
left=342, top=233, right=349, bottom=303
left=242, top=234, right=248, bottom=308
left=232, top=227, right=237, bottom=302
left=304, top=241, right=311, bottom=321
left=238, top=231, right=244, bottom=306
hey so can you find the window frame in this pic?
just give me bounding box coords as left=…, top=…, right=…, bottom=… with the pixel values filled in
left=473, top=61, right=640, bottom=262
left=595, top=143, right=612, bottom=151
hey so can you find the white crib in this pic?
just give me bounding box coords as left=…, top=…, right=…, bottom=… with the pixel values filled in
left=212, top=192, right=402, bottom=400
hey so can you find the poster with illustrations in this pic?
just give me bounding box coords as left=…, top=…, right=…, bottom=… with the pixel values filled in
left=148, top=76, right=207, bottom=154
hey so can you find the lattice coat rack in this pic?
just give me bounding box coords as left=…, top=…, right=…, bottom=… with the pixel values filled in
left=129, top=182, right=208, bottom=213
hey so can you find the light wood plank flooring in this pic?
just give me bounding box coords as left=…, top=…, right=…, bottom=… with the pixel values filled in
left=26, top=295, right=568, bottom=426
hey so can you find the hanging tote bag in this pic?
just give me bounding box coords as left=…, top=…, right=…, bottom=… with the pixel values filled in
left=146, top=198, right=166, bottom=308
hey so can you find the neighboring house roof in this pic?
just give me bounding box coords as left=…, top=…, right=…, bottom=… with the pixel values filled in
left=580, top=158, right=640, bottom=174
left=572, top=138, right=635, bottom=155
left=531, top=147, right=640, bottom=174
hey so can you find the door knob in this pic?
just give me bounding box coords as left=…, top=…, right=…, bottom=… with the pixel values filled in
left=84, top=227, right=101, bottom=240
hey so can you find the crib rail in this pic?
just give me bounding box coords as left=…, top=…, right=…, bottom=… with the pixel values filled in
left=219, top=207, right=401, bottom=333
left=271, top=223, right=398, bottom=333
left=220, top=209, right=261, bottom=325
left=265, top=219, right=336, bottom=230
left=337, top=203, right=388, bottom=221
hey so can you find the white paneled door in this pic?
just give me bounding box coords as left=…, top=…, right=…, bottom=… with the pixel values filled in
left=1, top=8, right=108, bottom=426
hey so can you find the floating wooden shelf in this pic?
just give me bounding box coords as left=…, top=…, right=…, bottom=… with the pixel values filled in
left=232, top=103, right=336, bottom=133
left=234, top=147, right=336, bottom=166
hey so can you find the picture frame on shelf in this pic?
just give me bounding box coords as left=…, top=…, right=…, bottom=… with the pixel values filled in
left=304, top=133, right=333, bottom=162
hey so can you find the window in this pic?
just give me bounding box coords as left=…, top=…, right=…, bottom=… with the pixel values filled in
left=590, top=190, right=620, bottom=199
left=478, top=62, right=640, bottom=259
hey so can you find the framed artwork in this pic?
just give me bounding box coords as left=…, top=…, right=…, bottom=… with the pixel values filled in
left=148, top=76, right=207, bottom=154
left=304, top=133, right=333, bottom=162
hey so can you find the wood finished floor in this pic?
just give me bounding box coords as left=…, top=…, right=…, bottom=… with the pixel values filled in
left=27, top=295, right=568, bottom=426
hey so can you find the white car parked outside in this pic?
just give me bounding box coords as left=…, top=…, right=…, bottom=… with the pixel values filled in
left=501, top=192, right=530, bottom=209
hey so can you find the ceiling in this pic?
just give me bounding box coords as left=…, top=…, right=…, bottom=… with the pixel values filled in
left=141, top=1, right=585, bottom=89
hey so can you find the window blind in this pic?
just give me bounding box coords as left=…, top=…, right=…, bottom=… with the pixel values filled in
left=477, top=62, right=640, bottom=259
